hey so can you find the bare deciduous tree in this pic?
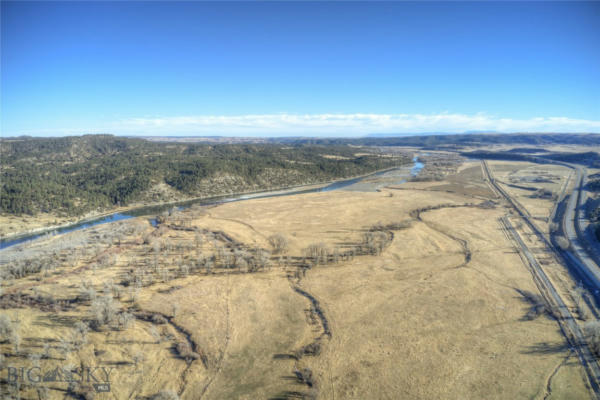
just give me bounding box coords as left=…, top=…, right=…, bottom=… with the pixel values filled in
left=573, top=284, right=585, bottom=308
left=268, top=234, right=289, bottom=254
left=205, top=259, right=214, bottom=274
left=0, top=314, right=14, bottom=342
left=256, top=249, right=271, bottom=271
left=236, top=254, right=248, bottom=272
left=179, top=264, right=190, bottom=277
left=79, top=281, right=97, bottom=303
left=90, top=296, right=119, bottom=329
left=362, top=231, right=389, bottom=255
left=28, top=353, right=41, bottom=368
left=161, top=267, right=170, bottom=283
left=71, top=321, right=89, bottom=349
left=132, top=351, right=146, bottom=370
left=36, top=383, right=50, bottom=400
left=304, top=243, right=328, bottom=265
left=332, top=247, right=340, bottom=264
left=215, top=245, right=226, bottom=265
left=150, top=326, right=161, bottom=343
left=112, top=284, right=123, bottom=300
left=59, top=336, right=72, bottom=360
left=10, top=330, right=21, bottom=353
left=117, top=312, right=134, bottom=330
left=42, top=342, right=51, bottom=359
left=195, top=231, right=203, bottom=258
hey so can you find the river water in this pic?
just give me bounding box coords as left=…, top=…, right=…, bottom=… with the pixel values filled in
left=0, top=157, right=424, bottom=251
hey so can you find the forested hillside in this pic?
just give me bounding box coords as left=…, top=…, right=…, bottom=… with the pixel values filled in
left=277, top=133, right=600, bottom=148
left=0, top=135, right=407, bottom=216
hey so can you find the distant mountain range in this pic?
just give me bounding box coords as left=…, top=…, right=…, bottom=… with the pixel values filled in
left=365, top=131, right=501, bottom=138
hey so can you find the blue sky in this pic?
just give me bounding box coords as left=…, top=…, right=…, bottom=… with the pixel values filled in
left=1, top=1, right=599, bottom=136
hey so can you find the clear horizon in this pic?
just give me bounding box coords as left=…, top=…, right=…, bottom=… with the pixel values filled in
left=2, top=1, right=599, bottom=137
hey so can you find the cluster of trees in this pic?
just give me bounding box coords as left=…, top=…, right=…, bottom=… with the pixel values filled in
left=361, top=231, right=390, bottom=255
left=1, top=135, right=406, bottom=216
left=119, top=228, right=275, bottom=291
left=89, top=295, right=133, bottom=331
left=299, top=220, right=411, bottom=268
left=1, top=225, right=127, bottom=284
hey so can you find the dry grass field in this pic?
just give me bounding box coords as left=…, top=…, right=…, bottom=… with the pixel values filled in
left=0, top=213, right=81, bottom=241
left=0, top=156, right=594, bottom=399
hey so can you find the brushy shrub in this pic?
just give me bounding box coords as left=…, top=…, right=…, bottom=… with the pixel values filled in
left=295, top=341, right=321, bottom=359
left=294, top=367, right=316, bottom=388
left=175, top=341, right=199, bottom=362
left=369, top=220, right=412, bottom=231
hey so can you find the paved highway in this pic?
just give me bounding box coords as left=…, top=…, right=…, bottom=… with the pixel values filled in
left=562, top=166, right=600, bottom=290
left=482, top=160, right=600, bottom=398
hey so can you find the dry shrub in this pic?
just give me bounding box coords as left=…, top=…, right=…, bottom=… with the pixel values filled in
left=369, top=220, right=411, bottom=231
left=519, top=290, right=547, bottom=320
left=295, top=341, right=321, bottom=359
left=294, top=367, right=316, bottom=388
left=585, top=320, right=600, bottom=357
left=150, top=390, right=180, bottom=400
left=152, top=314, right=168, bottom=325
left=175, top=341, right=200, bottom=362
left=68, top=381, right=96, bottom=400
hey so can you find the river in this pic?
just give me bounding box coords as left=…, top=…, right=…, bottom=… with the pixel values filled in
left=0, top=157, right=424, bottom=251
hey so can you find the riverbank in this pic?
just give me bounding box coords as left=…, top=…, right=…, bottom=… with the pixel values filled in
left=0, top=164, right=407, bottom=247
